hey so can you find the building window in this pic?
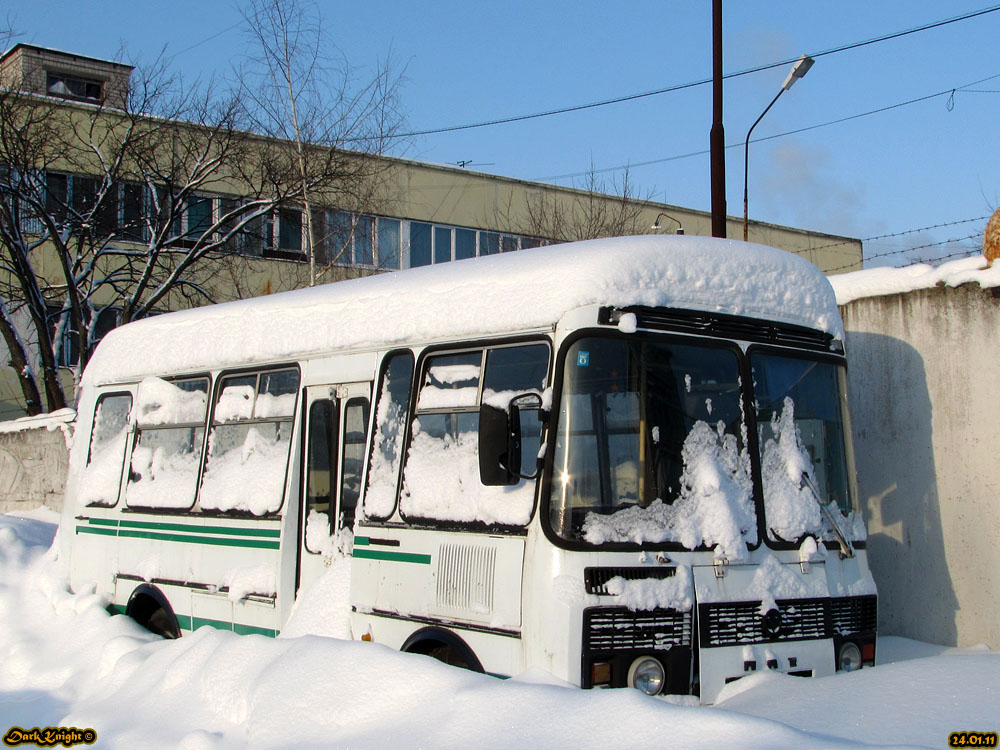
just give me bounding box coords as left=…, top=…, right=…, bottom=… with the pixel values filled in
left=48, top=306, right=119, bottom=368
left=377, top=217, right=400, bottom=269
left=409, top=221, right=432, bottom=268
left=277, top=207, right=302, bottom=253
left=46, top=72, right=103, bottom=103
left=455, top=228, right=476, bottom=260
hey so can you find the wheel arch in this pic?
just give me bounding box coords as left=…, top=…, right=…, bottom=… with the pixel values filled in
left=125, top=583, right=182, bottom=639
left=401, top=626, right=484, bottom=672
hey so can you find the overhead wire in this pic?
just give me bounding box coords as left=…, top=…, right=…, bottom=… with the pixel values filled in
left=534, top=72, right=1000, bottom=182
left=392, top=4, right=1000, bottom=139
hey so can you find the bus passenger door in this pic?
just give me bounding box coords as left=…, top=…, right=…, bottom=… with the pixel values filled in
left=297, top=383, right=371, bottom=598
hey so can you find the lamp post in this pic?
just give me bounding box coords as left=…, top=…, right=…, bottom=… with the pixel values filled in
left=743, top=54, right=814, bottom=241
left=651, top=212, right=684, bottom=234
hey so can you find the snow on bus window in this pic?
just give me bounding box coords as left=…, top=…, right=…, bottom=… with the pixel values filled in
left=751, top=353, right=866, bottom=544
left=135, top=375, right=208, bottom=426
left=550, top=337, right=754, bottom=556
left=400, top=344, right=548, bottom=526
left=363, top=352, right=414, bottom=520
left=126, top=377, right=208, bottom=510
left=78, top=393, right=131, bottom=507
left=199, top=368, right=299, bottom=516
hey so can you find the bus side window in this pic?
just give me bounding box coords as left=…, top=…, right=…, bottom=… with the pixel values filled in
left=126, top=376, right=209, bottom=511
left=305, top=399, right=338, bottom=553
left=365, top=351, right=414, bottom=520
left=339, top=397, right=369, bottom=530
left=200, top=367, right=299, bottom=516
left=79, top=392, right=132, bottom=507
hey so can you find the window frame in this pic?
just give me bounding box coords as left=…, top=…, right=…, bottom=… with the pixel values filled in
left=538, top=328, right=756, bottom=553
left=198, top=365, right=301, bottom=517
left=125, top=374, right=211, bottom=513
left=82, top=391, right=134, bottom=508
left=393, top=337, right=552, bottom=531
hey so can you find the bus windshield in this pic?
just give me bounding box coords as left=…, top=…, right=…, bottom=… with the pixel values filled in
left=547, top=335, right=756, bottom=552
left=751, top=351, right=861, bottom=543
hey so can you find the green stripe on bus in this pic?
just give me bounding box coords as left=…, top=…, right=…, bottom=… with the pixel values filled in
left=88, top=518, right=120, bottom=527
left=186, top=616, right=276, bottom=638
left=117, top=529, right=280, bottom=549
left=354, top=536, right=370, bottom=546
left=353, top=548, right=431, bottom=565
left=233, top=622, right=278, bottom=637
left=118, top=519, right=280, bottom=538
left=77, top=526, right=118, bottom=537
left=191, top=616, right=233, bottom=632
left=108, top=604, right=127, bottom=616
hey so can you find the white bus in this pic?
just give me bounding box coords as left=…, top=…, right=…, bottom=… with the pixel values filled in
left=60, top=235, right=876, bottom=703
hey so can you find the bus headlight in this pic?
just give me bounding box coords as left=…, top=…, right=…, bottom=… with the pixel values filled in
left=627, top=656, right=665, bottom=696
left=837, top=641, right=862, bottom=672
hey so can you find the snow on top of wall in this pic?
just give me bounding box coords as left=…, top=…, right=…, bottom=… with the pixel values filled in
left=830, top=254, right=1000, bottom=305
left=83, top=236, right=841, bottom=386
left=0, top=408, right=75, bottom=449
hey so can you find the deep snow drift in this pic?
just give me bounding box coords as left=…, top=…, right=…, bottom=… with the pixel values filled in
left=0, top=510, right=996, bottom=749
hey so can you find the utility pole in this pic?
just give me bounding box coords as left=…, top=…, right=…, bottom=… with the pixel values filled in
left=710, top=0, right=727, bottom=238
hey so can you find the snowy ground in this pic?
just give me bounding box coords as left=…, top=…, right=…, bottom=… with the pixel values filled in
left=1, top=510, right=996, bottom=750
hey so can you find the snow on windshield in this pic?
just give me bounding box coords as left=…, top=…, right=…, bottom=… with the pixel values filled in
left=583, top=420, right=756, bottom=559
left=760, top=398, right=866, bottom=543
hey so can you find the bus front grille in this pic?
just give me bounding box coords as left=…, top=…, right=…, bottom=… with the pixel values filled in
left=830, top=595, right=877, bottom=635
left=584, top=607, right=692, bottom=652
left=584, top=566, right=676, bottom=595
left=699, top=598, right=829, bottom=647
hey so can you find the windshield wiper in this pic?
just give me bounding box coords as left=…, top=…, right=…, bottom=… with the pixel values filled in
left=801, top=472, right=854, bottom=559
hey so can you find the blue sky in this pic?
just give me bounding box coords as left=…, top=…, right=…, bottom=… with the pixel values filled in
left=5, top=0, right=998, bottom=267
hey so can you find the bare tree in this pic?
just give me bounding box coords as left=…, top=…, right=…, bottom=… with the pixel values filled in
left=494, top=167, right=653, bottom=244
left=0, top=37, right=402, bottom=414
left=239, top=0, right=405, bottom=284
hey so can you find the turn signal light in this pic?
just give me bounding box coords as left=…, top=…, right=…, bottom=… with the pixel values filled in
left=591, top=662, right=612, bottom=686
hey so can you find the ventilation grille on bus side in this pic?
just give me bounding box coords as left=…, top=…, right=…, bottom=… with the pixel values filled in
left=584, top=607, right=692, bottom=652
left=436, top=544, right=496, bottom=615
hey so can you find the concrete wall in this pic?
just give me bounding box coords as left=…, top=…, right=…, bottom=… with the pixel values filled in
left=0, top=412, right=73, bottom=513
left=842, top=284, right=1000, bottom=648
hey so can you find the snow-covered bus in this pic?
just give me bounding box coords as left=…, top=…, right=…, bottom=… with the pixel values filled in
left=60, top=235, right=876, bottom=703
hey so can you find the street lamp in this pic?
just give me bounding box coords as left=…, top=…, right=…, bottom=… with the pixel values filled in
left=651, top=212, right=684, bottom=234
left=743, top=54, right=814, bottom=241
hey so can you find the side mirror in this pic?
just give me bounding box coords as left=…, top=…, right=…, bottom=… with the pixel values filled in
left=479, top=402, right=521, bottom=485
left=478, top=393, right=543, bottom=486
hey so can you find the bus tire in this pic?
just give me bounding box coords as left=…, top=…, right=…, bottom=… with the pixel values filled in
left=401, top=627, right=483, bottom=673
left=125, top=584, right=181, bottom=639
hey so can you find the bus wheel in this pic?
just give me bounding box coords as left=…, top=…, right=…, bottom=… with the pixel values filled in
left=428, top=644, right=473, bottom=670
left=125, top=585, right=181, bottom=639
left=402, top=628, right=483, bottom=673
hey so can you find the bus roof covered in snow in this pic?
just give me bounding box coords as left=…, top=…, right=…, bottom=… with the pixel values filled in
left=83, top=235, right=842, bottom=386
